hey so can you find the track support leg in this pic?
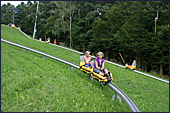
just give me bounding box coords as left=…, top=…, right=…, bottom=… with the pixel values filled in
left=43, top=56, right=47, bottom=59
left=112, top=93, right=122, bottom=104
left=24, top=49, right=27, bottom=53
left=69, top=66, right=73, bottom=70
left=88, top=74, right=93, bottom=81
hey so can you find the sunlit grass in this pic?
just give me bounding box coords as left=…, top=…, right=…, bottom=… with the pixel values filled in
left=1, top=24, right=169, bottom=112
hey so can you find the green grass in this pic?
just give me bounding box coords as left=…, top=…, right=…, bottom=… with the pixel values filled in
left=135, top=69, right=169, bottom=81
left=1, top=24, right=169, bottom=112
left=1, top=42, right=130, bottom=112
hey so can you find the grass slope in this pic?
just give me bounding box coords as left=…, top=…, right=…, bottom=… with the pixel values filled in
left=1, top=24, right=169, bottom=112
left=1, top=42, right=129, bottom=112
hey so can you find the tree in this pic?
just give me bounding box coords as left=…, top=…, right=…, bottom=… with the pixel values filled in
left=1, top=3, right=15, bottom=24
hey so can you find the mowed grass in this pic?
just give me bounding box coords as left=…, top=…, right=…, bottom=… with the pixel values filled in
left=1, top=42, right=129, bottom=112
left=1, top=24, right=169, bottom=112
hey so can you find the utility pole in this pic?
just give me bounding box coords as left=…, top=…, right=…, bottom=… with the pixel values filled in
left=33, top=1, right=39, bottom=39
left=11, top=8, right=18, bottom=25
left=69, top=3, right=72, bottom=49
left=70, top=11, right=72, bottom=48
left=155, top=10, right=158, bottom=35
left=97, top=8, right=102, bottom=16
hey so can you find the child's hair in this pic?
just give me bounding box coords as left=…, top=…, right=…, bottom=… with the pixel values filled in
left=85, top=51, right=90, bottom=55
left=97, top=52, right=104, bottom=57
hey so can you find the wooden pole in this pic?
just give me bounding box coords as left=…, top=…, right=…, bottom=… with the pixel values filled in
left=155, top=21, right=156, bottom=34
left=119, top=53, right=125, bottom=65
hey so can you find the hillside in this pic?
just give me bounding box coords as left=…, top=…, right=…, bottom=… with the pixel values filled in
left=1, top=24, right=169, bottom=112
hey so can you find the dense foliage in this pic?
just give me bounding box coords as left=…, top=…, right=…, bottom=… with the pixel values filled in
left=1, top=1, right=169, bottom=76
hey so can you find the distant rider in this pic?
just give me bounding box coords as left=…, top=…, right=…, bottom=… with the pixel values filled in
left=132, top=60, right=136, bottom=66
left=128, top=60, right=136, bottom=66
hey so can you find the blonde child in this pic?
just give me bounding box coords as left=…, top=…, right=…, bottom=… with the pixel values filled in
left=84, top=51, right=92, bottom=69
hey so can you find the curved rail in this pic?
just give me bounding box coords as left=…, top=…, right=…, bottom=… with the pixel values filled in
left=107, top=82, right=140, bottom=112
left=39, top=39, right=169, bottom=84
left=1, top=39, right=79, bottom=69
left=1, top=38, right=140, bottom=112
left=16, top=28, right=168, bottom=84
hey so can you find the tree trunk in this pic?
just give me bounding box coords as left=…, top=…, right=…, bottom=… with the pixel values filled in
left=105, top=49, right=109, bottom=60
left=139, top=57, right=141, bottom=70
left=160, top=64, right=163, bottom=76
left=129, top=55, right=131, bottom=65
left=44, top=35, right=46, bottom=41
left=145, top=64, right=147, bottom=72
left=83, top=43, right=85, bottom=53
left=113, top=52, right=115, bottom=60
left=160, top=53, right=163, bottom=75
left=64, top=30, right=65, bottom=41
left=141, top=59, right=144, bottom=71
left=69, top=10, right=72, bottom=49
left=136, top=56, right=138, bottom=68
left=87, top=11, right=90, bottom=26
left=126, top=57, right=128, bottom=65
left=78, top=9, right=80, bottom=18
left=142, top=64, right=144, bottom=71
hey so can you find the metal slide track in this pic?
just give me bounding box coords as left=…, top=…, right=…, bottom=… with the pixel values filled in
left=16, top=28, right=169, bottom=84
left=32, top=39, right=169, bottom=84
left=1, top=38, right=140, bottom=112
